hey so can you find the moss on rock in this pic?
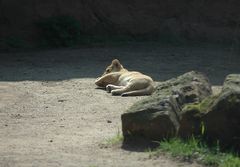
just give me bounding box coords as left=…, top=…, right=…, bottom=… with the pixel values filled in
left=182, top=94, right=218, bottom=116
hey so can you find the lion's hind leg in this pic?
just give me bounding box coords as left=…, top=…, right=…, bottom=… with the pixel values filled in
left=121, top=89, right=150, bottom=96
left=106, top=84, right=124, bottom=93
left=121, top=84, right=154, bottom=96
left=111, top=84, right=135, bottom=96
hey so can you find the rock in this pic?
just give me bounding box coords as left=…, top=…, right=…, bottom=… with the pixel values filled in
left=122, top=72, right=240, bottom=150
left=202, top=74, right=240, bottom=149
left=121, top=71, right=212, bottom=140
left=179, top=95, right=217, bottom=137
left=180, top=74, right=240, bottom=150
left=222, top=74, right=240, bottom=91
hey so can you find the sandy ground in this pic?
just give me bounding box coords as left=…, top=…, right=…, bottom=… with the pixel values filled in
left=0, top=43, right=240, bottom=167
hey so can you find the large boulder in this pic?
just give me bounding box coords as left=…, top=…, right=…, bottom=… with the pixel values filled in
left=179, top=74, right=240, bottom=149
left=121, top=71, right=212, bottom=140
left=202, top=74, right=240, bottom=149
left=122, top=72, right=240, bottom=150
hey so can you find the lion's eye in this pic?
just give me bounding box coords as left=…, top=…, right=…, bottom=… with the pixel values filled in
left=106, top=69, right=110, bottom=73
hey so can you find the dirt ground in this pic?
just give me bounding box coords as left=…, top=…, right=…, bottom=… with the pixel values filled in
left=0, top=43, right=239, bottom=167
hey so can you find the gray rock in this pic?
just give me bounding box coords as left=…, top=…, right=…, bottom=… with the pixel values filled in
left=202, top=74, right=240, bottom=149
left=180, top=74, right=240, bottom=149
left=121, top=71, right=212, bottom=140
left=122, top=72, right=240, bottom=150
left=222, top=74, right=240, bottom=92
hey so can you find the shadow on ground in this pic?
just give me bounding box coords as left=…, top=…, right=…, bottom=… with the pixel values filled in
left=121, top=137, right=160, bottom=152
left=0, top=42, right=239, bottom=84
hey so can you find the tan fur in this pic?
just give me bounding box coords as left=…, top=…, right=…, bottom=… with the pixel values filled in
left=95, top=59, right=154, bottom=96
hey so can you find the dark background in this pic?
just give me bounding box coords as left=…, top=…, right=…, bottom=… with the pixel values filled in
left=1, top=0, right=240, bottom=46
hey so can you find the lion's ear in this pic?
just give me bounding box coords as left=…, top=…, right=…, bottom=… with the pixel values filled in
left=112, top=59, right=121, bottom=67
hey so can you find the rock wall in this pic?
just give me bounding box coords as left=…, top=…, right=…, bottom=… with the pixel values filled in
left=1, top=0, right=240, bottom=42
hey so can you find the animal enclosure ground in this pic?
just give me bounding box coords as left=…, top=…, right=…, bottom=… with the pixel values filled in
left=0, top=43, right=239, bottom=167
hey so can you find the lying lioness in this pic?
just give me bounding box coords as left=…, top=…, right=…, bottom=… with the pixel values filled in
left=95, top=59, right=154, bottom=96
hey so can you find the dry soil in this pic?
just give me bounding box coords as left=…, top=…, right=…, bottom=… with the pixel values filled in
left=0, top=43, right=239, bottom=167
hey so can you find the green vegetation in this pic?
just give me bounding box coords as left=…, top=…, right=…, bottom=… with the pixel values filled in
left=105, top=132, right=123, bottom=146
left=151, top=138, right=240, bottom=167
left=182, top=95, right=218, bottom=115
left=101, top=130, right=123, bottom=148
left=37, top=15, right=82, bottom=47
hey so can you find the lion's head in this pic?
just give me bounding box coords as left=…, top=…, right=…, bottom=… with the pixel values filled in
left=101, top=59, right=124, bottom=76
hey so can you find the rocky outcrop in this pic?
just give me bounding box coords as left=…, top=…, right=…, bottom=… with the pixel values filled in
left=121, top=71, right=212, bottom=140
left=122, top=72, right=240, bottom=150
left=180, top=74, right=240, bottom=149
left=202, top=74, right=240, bottom=149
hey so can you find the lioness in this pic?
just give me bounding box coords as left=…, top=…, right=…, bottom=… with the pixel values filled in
left=95, top=59, right=154, bottom=96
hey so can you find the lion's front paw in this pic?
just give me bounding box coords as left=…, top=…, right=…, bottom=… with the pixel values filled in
left=106, top=85, right=112, bottom=93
